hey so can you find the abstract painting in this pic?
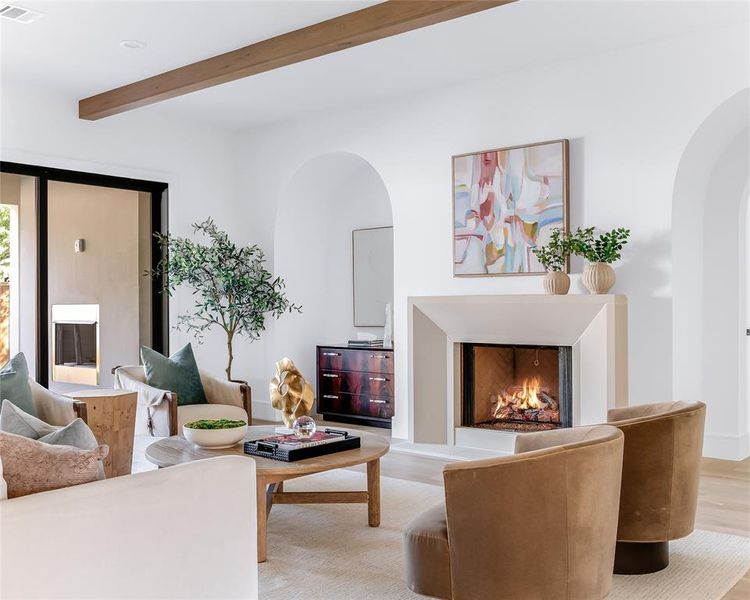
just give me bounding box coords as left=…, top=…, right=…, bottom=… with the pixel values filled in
left=453, top=139, right=568, bottom=276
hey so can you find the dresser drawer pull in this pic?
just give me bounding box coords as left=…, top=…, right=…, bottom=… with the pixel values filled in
left=369, top=354, right=389, bottom=359
left=323, top=373, right=339, bottom=378
left=369, top=399, right=388, bottom=404
left=322, top=352, right=341, bottom=357
left=323, top=394, right=339, bottom=400
left=369, top=376, right=387, bottom=382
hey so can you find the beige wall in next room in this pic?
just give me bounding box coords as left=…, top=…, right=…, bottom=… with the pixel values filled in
left=48, top=181, right=149, bottom=387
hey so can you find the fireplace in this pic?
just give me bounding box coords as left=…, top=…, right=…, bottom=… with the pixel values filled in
left=51, top=304, right=99, bottom=386
left=461, top=343, right=572, bottom=432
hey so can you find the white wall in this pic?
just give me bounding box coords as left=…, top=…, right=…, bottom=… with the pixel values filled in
left=270, top=153, right=392, bottom=408
left=0, top=77, right=265, bottom=389
left=700, top=131, right=750, bottom=458
left=673, top=89, right=750, bottom=459
left=231, top=23, right=750, bottom=448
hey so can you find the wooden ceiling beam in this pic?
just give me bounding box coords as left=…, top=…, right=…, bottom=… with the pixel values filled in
left=79, top=0, right=514, bottom=120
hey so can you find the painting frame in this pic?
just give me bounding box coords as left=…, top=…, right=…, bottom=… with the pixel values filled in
left=452, top=138, right=570, bottom=277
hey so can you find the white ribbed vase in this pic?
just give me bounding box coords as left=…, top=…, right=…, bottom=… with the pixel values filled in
left=543, top=271, right=571, bottom=295
left=582, top=262, right=616, bottom=294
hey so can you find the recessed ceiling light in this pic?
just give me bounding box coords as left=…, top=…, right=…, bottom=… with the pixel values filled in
left=120, top=40, right=147, bottom=50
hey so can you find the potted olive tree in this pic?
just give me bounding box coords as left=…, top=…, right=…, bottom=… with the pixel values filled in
left=570, top=227, right=630, bottom=294
left=152, top=218, right=300, bottom=380
left=532, top=228, right=573, bottom=295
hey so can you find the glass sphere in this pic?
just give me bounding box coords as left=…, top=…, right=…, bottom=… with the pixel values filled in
left=292, top=415, right=317, bottom=438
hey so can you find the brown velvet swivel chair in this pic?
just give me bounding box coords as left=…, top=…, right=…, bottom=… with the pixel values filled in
left=607, top=401, right=706, bottom=574
left=404, top=425, right=624, bottom=600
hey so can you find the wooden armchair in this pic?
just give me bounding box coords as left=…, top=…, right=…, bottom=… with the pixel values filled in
left=113, top=365, right=252, bottom=436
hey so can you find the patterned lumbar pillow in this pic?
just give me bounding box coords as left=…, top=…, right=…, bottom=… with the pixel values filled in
left=0, top=353, right=35, bottom=417
left=0, top=400, right=105, bottom=480
left=0, top=431, right=108, bottom=498
left=141, top=343, right=208, bottom=406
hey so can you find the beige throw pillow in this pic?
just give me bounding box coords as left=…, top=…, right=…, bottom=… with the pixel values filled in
left=0, top=431, right=108, bottom=499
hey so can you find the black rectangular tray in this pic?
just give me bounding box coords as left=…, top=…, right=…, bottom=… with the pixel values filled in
left=243, top=435, right=361, bottom=462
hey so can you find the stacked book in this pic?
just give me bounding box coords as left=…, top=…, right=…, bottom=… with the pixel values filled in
left=347, top=339, right=384, bottom=347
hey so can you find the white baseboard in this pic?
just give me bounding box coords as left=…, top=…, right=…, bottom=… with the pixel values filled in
left=703, top=431, right=750, bottom=461
left=252, top=401, right=280, bottom=422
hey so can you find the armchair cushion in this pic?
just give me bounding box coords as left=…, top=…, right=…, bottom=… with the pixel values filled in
left=0, top=353, right=35, bottom=417
left=0, top=431, right=107, bottom=498
left=29, top=380, right=78, bottom=426
left=141, top=343, right=207, bottom=406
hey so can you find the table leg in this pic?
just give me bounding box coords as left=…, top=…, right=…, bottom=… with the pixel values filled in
left=367, top=458, right=381, bottom=527
left=257, top=477, right=268, bottom=563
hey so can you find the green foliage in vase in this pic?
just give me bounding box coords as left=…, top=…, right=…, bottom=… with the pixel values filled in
left=532, top=228, right=573, bottom=272
left=152, top=218, right=301, bottom=380
left=569, top=227, right=631, bottom=264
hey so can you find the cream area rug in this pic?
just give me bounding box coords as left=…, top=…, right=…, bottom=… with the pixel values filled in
left=259, top=470, right=750, bottom=600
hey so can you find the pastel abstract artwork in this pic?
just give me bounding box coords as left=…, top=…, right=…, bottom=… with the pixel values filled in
left=453, top=139, right=568, bottom=276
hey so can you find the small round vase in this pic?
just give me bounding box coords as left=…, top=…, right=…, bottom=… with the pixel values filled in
left=583, top=262, right=616, bottom=294
left=543, top=271, right=571, bottom=295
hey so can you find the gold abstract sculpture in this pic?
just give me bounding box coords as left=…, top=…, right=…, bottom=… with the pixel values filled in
left=269, top=357, right=315, bottom=428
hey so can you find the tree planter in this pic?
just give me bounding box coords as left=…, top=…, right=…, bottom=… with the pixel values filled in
left=543, top=271, right=571, bottom=295
left=583, top=262, right=616, bottom=294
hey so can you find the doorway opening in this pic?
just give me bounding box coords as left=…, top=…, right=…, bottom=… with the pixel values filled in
left=0, top=162, right=168, bottom=388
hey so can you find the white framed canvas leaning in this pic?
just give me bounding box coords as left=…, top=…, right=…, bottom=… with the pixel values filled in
left=453, top=139, right=569, bottom=276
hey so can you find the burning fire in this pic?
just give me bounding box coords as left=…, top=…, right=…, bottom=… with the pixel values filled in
left=492, top=377, right=559, bottom=422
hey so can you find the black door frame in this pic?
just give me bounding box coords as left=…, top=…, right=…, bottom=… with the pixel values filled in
left=0, top=161, right=169, bottom=385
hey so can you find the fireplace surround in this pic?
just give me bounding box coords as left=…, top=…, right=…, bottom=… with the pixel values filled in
left=406, top=294, right=628, bottom=454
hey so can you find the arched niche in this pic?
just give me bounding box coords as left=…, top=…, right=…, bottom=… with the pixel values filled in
left=271, top=152, right=393, bottom=403
left=672, top=88, right=750, bottom=459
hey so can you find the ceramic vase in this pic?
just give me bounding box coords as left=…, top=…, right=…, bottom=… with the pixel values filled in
left=582, top=262, right=616, bottom=294
left=543, top=271, right=571, bottom=295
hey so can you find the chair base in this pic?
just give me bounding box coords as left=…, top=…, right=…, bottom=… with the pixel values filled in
left=614, top=541, right=669, bottom=574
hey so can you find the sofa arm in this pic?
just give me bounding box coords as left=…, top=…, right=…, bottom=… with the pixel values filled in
left=0, top=456, right=258, bottom=599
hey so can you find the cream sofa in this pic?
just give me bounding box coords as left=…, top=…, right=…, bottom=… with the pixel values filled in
left=1, top=455, right=258, bottom=599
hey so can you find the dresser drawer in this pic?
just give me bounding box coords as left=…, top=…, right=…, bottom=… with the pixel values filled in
left=317, top=391, right=394, bottom=420
left=319, top=370, right=394, bottom=399
left=318, top=347, right=394, bottom=374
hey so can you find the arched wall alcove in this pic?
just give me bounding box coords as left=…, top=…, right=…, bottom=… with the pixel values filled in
left=271, top=152, right=394, bottom=413
left=672, top=87, right=750, bottom=459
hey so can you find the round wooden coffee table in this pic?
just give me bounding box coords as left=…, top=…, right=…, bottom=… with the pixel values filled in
left=145, top=425, right=390, bottom=562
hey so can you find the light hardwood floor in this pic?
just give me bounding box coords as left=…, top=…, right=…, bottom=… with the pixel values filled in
left=134, top=421, right=750, bottom=598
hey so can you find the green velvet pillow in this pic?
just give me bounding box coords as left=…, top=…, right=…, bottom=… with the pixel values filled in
left=0, top=353, right=36, bottom=417
left=141, top=344, right=208, bottom=406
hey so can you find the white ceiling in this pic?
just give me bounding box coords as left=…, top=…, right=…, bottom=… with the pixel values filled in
left=1, top=0, right=747, bottom=131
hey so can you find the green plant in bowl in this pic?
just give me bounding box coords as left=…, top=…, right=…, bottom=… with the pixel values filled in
left=184, top=419, right=247, bottom=430
left=183, top=418, right=249, bottom=449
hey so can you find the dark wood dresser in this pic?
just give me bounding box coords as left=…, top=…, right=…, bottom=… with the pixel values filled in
left=316, top=345, right=394, bottom=429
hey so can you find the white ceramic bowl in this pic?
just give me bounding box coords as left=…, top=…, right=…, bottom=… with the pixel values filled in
left=182, top=423, right=248, bottom=449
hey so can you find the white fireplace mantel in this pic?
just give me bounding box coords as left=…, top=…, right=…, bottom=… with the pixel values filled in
left=406, top=294, right=628, bottom=454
